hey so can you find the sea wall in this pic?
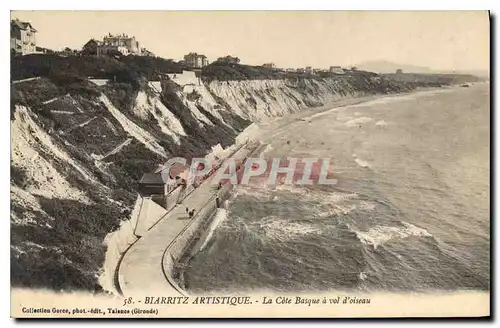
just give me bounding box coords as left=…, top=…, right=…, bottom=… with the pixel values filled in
left=98, top=195, right=142, bottom=294
left=160, top=143, right=258, bottom=295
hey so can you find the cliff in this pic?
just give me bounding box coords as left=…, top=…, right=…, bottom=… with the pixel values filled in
left=9, top=55, right=472, bottom=293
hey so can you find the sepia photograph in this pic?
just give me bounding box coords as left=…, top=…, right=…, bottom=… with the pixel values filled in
left=9, top=9, right=490, bottom=319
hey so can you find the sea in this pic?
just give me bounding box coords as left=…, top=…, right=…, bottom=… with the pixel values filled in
left=184, top=83, right=490, bottom=294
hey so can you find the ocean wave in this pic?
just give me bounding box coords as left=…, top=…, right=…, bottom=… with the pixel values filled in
left=275, top=184, right=358, bottom=204
left=354, top=158, right=371, bottom=168
left=234, top=186, right=273, bottom=197
left=304, top=107, right=341, bottom=120
left=345, top=117, right=373, bottom=127
left=261, top=144, right=274, bottom=157
left=315, top=204, right=358, bottom=217
left=257, top=216, right=322, bottom=240
left=345, top=95, right=416, bottom=108
left=352, top=154, right=371, bottom=168
left=351, top=222, right=432, bottom=250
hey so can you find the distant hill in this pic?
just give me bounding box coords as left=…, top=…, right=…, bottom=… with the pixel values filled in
left=356, top=60, right=434, bottom=74
left=357, top=60, right=489, bottom=79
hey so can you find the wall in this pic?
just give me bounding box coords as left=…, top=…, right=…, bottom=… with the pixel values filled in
left=235, top=123, right=260, bottom=145
left=160, top=142, right=262, bottom=295
left=166, top=71, right=200, bottom=86
left=161, top=183, right=234, bottom=295
left=134, top=197, right=167, bottom=237
left=98, top=195, right=142, bottom=294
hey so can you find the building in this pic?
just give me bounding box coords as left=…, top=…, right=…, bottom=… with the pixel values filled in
left=329, top=66, right=344, bottom=74
left=11, top=19, right=37, bottom=55
left=216, top=55, right=240, bottom=65
left=285, top=68, right=296, bottom=73
left=82, top=34, right=152, bottom=57
left=262, top=63, right=276, bottom=69
left=184, top=52, right=209, bottom=68
left=96, top=33, right=141, bottom=56
left=35, top=46, right=53, bottom=54
left=396, top=69, right=403, bottom=74
left=82, top=39, right=101, bottom=56
left=139, top=163, right=190, bottom=197
left=59, top=47, right=79, bottom=56
left=141, top=48, right=155, bottom=57
left=296, top=68, right=305, bottom=74
left=139, top=173, right=167, bottom=196
left=305, top=66, right=313, bottom=74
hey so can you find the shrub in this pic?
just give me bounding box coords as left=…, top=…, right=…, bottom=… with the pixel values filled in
left=10, top=165, right=30, bottom=188
left=11, top=196, right=124, bottom=291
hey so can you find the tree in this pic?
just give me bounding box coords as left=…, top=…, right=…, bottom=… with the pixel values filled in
left=216, top=56, right=241, bottom=65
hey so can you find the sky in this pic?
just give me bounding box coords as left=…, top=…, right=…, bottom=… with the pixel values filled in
left=11, top=11, right=490, bottom=71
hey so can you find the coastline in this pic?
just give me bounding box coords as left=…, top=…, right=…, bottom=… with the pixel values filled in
left=97, top=82, right=469, bottom=297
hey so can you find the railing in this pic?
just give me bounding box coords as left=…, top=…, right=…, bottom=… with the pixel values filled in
left=159, top=141, right=264, bottom=295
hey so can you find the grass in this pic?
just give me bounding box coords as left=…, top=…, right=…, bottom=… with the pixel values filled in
left=11, top=53, right=182, bottom=82
left=11, top=196, right=124, bottom=292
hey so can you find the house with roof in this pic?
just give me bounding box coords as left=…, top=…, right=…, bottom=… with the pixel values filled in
left=138, top=162, right=193, bottom=211
left=262, top=63, right=276, bottom=69
left=82, top=39, right=102, bottom=56
left=216, top=55, right=240, bottom=65
left=11, top=18, right=37, bottom=55
left=329, top=66, right=344, bottom=74
left=82, top=33, right=142, bottom=56
left=184, top=52, right=209, bottom=68
left=141, top=48, right=155, bottom=57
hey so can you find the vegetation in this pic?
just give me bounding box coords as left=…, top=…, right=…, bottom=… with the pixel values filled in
left=11, top=54, right=126, bottom=81
left=11, top=197, right=124, bottom=292
left=11, top=165, right=30, bottom=189
left=201, top=62, right=281, bottom=82
left=11, top=53, right=181, bottom=82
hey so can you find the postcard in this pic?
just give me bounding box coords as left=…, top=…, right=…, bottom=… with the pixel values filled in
left=10, top=10, right=490, bottom=318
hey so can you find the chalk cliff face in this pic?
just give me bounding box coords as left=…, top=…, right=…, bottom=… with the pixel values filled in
left=167, top=71, right=410, bottom=123
left=10, top=69, right=410, bottom=293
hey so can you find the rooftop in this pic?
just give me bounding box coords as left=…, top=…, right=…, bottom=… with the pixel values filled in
left=11, top=18, right=37, bottom=32
left=139, top=173, right=164, bottom=185
left=154, top=162, right=190, bottom=179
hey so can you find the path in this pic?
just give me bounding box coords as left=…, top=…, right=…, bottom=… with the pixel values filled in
left=117, top=144, right=255, bottom=297
left=12, top=76, right=41, bottom=84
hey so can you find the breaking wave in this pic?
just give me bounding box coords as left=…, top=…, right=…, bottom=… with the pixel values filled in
left=345, top=117, right=373, bottom=127
left=255, top=216, right=322, bottom=240
left=350, top=222, right=432, bottom=250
